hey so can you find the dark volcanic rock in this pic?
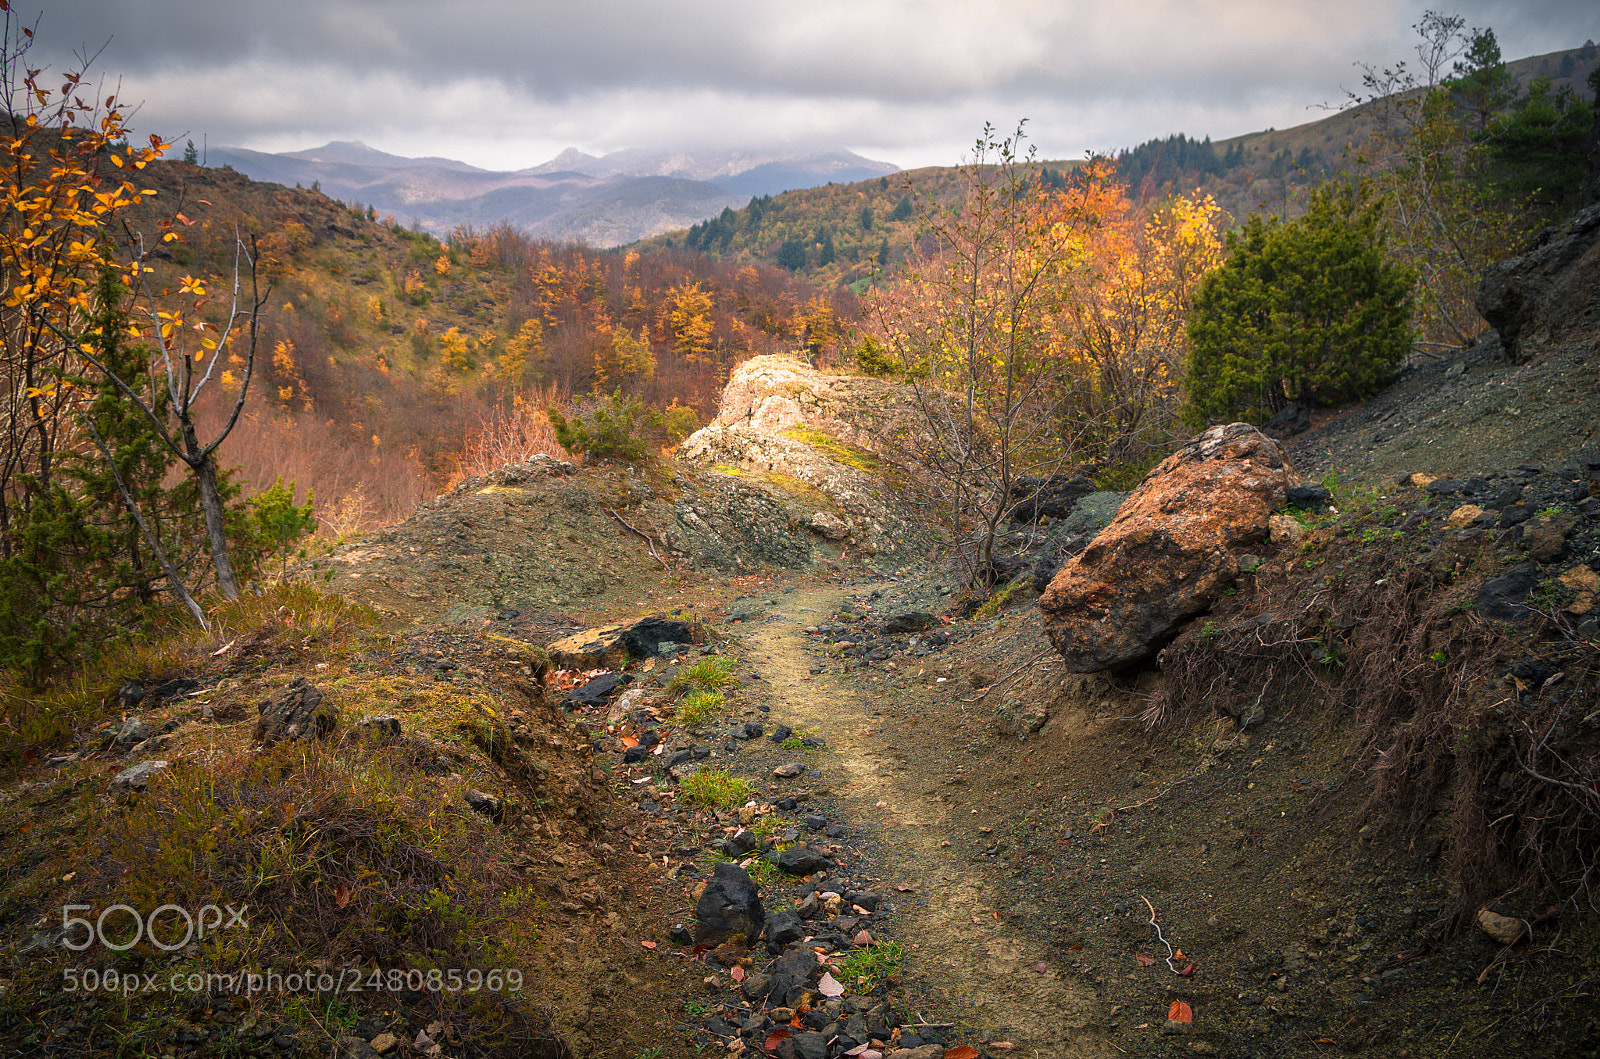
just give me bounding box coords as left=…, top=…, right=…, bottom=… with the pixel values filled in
left=1009, top=473, right=1098, bottom=521
left=777, top=845, right=832, bottom=876
left=1263, top=399, right=1311, bottom=439
left=1477, top=562, right=1543, bottom=621
left=1477, top=202, right=1600, bottom=363
left=254, top=678, right=337, bottom=745
left=695, top=862, right=764, bottom=944
left=882, top=612, right=938, bottom=634
left=562, top=672, right=631, bottom=709
left=763, top=908, right=806, bottom=953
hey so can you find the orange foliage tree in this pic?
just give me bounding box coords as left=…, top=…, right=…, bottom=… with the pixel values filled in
left=872, top=124, right=1223, bottom=580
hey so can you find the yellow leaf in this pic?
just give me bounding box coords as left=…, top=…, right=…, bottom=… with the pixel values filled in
left=109, top=155, right=122, bottom=168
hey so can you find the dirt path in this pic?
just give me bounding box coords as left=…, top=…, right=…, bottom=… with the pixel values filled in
left=741, top=587, right=1107, bottom=1056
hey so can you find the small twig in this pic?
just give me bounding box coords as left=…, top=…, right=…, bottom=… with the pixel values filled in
left=1140, top=895, right=1184, bottom=975
left=605, top=506, right=669, bottom=570
left=963, top=648, right=1053, bottom=702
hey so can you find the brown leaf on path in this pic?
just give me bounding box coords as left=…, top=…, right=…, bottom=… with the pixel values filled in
left=730, top=964, right=745, bottom=982
left=763, top=1028, right=791, bottom=1052
left=640, top=940, right=656, bottom=949
left=1135, top=952, right=1156, bottom=967
left=334, top=884, right=350, bottom=908
left=1178, top=962, right=1196, bottom=978
left=1168, top=1000, right=1193, bottom=1023
left=944, top=1047, right=980, bottom=1059
left=1032, top=961, right=1048, bottom=973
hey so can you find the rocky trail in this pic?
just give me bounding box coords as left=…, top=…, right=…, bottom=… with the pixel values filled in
left=734, top=586, right=1104, bottom=1055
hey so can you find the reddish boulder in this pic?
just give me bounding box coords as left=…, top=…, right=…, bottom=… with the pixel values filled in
left=1039, top=423, right=1300, bottom=671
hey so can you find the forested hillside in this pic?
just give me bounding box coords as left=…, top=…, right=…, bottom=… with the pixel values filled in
left=118, top=163, right=857, bottom=529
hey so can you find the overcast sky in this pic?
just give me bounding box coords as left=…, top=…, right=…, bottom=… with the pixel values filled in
left=25, top=0, right=1600, bottom=172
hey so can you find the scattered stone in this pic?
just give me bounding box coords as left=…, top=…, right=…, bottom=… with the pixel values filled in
left=695, top=862, right=765, bottom=944
left=547, top=617, right=694, bottom=669
left=463, top=789, right=503, bottom=824
left=741, top=971, right=773, bottom=999
left=563, top=672, right=631, bottom=710
left=881, top=612, right=938, bottom=634
left=1477, top=562, right=1543, bottom=621
left=1447, top=504, right=1485, bottom=528
left=1559, top=564, right=1599, bottom=615
left=1285, top=482, right=1331, bottom=507
left=1523, top=515, right=1575, bottom=563
left=994, top=697, right=1048, bottom=738
left=773, top=762, right=805, bottom=778
left=769, top=725, right=793, bottom=743
left=777, top=846, right=831, bottom=876
left=764, top=909, right=806, bottom=953
left=804, top=813, right=827, bottom=830
left=255, top=678, right=336, bottom=745
left=369, top=1033, right=400, bottom=1056
left=356, top=715, right=402, bottom=740
left=336, top=1037, right=381, bottom=1059
left=774, top=1031, right=828, bottom=1059
left=1263, top=399, right=1310, bottom=438
left=809, top=512, right=851, bottom=541
left=1477, top=908, right=1528, bottom=946
left=722, top=829, right=759, bottom=857
left=110, top=760, right=170, bottom=796
left=112, top=715, right=151, bottom=751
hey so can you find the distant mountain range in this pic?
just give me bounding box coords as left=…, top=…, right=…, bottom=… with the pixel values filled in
left=201, top=141, right=899, bottom=247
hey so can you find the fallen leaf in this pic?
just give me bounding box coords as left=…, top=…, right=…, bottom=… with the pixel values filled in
left=764, top=1029, right=791, bottom=1052
left=897, top=885, right=915, bottom=892
left=1178, top=962, right=1196, bottom=978
left=1032, top=961, right=1048, bottom=973
left=640, top=940, right=657, bottom=949
left=730, top=964, right=745, bottom=982
left=1173, top=949, right=1184, bottom=959
left=817, top=972, right=845, bottom=997
left=944, top=1047, right=980, bottom=1059
left=1069, top=944, right=1082, bottom=951
left=1134, top=1023, right=1149, bottom=1029
left=620, top=736, right=639, bottom=748
left=1168, top=1001, right=1193, bottom=1023
left=334, top=884, right=350, bottom=909
left=690, top=943, right=713, bottom=957
left=1135, top=953, right=1156, bottom=967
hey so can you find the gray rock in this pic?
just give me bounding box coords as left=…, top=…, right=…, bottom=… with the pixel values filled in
left=740, top=972, right=773, bottom=1000
left=254, top=678, right=336, bottom=745
left=356, top=715, right=402, bottom=740
left=112, top=715, right=151, bottom=751
left=882, top=612, right=938, bottom=634
left=775, top=1032, right=829, bottom=1059
left=995, top=697, right=1048, bottom=738
left=1477, top=202, right=1600, bottom=362
left=773, top=761, right=804, bottom=778
left=1477, top=562, right=1543, bottom=621
left=808, top=512, right=850, bottom=541
left=110, top=760, right=170, bottom=796
left=721, top=829, right=758, bottom=857
left=695, top=862, right=765, bottom=944
left=464, top=789, right=503, bottom=824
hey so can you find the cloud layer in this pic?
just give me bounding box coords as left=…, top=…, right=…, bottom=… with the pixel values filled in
left=25, top=0, right=1600, bottom=170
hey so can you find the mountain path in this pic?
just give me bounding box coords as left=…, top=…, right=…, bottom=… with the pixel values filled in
left=741, top=587, right=1106, bottom=1055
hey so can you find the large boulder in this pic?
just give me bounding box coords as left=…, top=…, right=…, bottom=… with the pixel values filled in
left=1039, top=424, right=1300, bottom=672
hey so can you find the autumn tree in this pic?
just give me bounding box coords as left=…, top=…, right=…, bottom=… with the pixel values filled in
left=871, top=123, right=1123, bottom=584
left=0, top=6, right=272, bottom=651
left=1060, top=192, right=1225, bottom=470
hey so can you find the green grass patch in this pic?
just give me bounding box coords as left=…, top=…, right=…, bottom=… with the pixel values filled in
left=678, top=767, right=757, bottom=809
left=836, top=940, right=905, bottom=992
left=782, top=425, right=881, bottom=472
left=668, top=655, right=735, bottom=694
left=709, top=465, right=745, bottom=477
left=676, top=689, right=724, bottom=728
left=976, top=578, right=1032, bottom=619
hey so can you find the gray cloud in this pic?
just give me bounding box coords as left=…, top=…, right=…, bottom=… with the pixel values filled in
left=24, top=0, right=1600, bottom=171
